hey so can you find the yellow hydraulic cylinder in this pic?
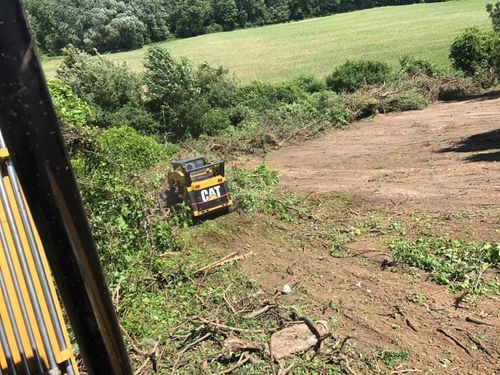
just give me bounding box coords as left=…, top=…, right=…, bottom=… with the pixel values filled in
left=0, top=145, right=79, bottom=375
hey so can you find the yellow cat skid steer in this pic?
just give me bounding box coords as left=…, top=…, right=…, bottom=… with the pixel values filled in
left=166, top=157, right=233, bottom=217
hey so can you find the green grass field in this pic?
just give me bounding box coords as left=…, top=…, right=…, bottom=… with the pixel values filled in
left=42, top=0, right=491, bottom=82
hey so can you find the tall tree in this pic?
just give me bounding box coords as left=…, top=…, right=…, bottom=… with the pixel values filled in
left=170, top=0, right=213, bottom=37
left=213, top=0, right=239, bottom=30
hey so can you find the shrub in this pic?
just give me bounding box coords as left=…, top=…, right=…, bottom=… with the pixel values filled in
left=291, top=74, right=327, bottom=93
left=449, top=27, right=496, bottom=76
left=399, top=55, right=440, bottom=77
left=201, top=108, right=234, bottom=136
left=229, top=164, right=296, bottom=221
left=73, top=125, right=181, bottom=275
left=311, top=91, right=349, bottom=125
left=101, top=106, right=162, bottom=136
left=487, top=2, right=500, bottom=32
left=90, top=126, right=179, bottom=174
left=144, top=46, right=236, bottom=139
left=48, top=80, right=97, bottom=156
left=237, top=80, right=308, bottom=112
left=57, top=46, right=142, bottom=112
left=326, top=60, right=392, bottom=93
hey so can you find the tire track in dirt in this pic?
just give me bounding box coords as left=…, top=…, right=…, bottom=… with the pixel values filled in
left=267, top=93, right=500, bottom=213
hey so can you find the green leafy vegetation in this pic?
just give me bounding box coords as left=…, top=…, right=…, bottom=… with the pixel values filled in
left=399, top=55, right=441, bottom=77
left=39, top=3, right=500, bottom=373
left=389, top=238, right=499, bottom=294
left=326, top=60, right=392, bottom=93
left=375, top=350, right=409, bottom=368
left=56, top=42, right=489, bottom=155
left=41, top=0, right=493, bottom=81
left=487, top=1, right=500, bottom=31
left=229, top=164, right=298, bottom=221
left=449, top=27, right=497, bottom=76
left=449, top=2, right=500, bottom=83
left=28, top=0, right=451, bottom=56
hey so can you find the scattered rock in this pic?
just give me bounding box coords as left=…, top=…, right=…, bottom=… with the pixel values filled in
left=270, top=320, right=330, bottom=360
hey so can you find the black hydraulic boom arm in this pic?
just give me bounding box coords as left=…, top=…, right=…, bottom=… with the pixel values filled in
left=0, top=1, right=133, bottom=374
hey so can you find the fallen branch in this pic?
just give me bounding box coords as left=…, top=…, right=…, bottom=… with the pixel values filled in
left=201, top=360, right=212, bottom=375
left=223, top=287, right=237, bottom=315
left=179, top=333, right=212, bottom=355
left=120, top=325, right=149, bottom=356
left=291, top=312, right=332, bottom=355
left=339, top=354, right=359, bottom=375
left=195, top=251, right=254, bottom=275
left=436, top=328, right=471, bottom=355
left=134, top=340, right=160, bottom=375
left=394, top=306, right=418, bottom=332
left=198, top=317, right=265, bottom=334
left=277, top=361, right=296, bottom=375
left=472, top=264, right=490, bottom=293
left=243, top=303, right=277, bottom=319
left=391, top=369, right=422, bottom=374
left=275, top=200, right=318, bottom=221
left=455, top=327, right=493, bottom=357
left=112, top=283, right=121, bottom=312
left=219, top=353, right=258, bottom=374
left=465, top=316, right=494, bottom=327
left=334, top=336, right=354, bottom=354
left=405, top=318, right=418, bottom=332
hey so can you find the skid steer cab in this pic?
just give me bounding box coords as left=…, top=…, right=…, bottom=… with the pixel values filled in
left=166, top=156, right=234, bottom=217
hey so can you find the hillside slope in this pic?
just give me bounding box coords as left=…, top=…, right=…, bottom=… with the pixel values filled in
left=208, top=93, right=500, bottom=373
left=42, top=0, right=491, bottom=81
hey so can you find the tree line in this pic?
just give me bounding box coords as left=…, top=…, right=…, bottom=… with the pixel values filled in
left=26, top=0, right=448, bottom=55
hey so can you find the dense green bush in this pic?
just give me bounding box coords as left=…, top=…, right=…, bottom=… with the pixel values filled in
left=72, top=125, right=180, bottom=277
left=47, top=80, right=97, bottom=155
left=57, top=47, right=163, bottom=134
left=144, top=46, right=237, bottom=139
left=399, top=55, right=440, bottom=77
left=92, top=126, right=180, bottom=173
left=101, top=106, right=162, bottom=136
left=291, top=74, right=327, bottom=93
left=57, top=46, right=142, bottom=111
left=487, top=2, right=500, bottom=32
left=326, top=60, right=392, bottom=93
left=229, top=164, right=297, bottom=220
left=49, top=80, right=181, bottom=282
left=449, top=27, right=496, bottom=76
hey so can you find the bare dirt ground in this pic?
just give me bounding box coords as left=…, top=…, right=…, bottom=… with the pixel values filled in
left=266, top=92, right=500, bottom=214
left=200, top=212, right=499, bottom=374
left=199, top=95, right=500, bottom=374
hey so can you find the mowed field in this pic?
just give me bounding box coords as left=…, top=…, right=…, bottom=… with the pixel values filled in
left=42, top=0, right=491, bottom=81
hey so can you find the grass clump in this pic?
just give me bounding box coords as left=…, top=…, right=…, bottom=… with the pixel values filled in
left=389, top=238, right=499, bottom=294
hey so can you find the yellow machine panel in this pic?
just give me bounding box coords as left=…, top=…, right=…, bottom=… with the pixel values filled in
left=0, top=146, right=79, bottom=375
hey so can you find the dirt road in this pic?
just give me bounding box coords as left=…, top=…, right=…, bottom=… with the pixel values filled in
left=268, top=93, right=500, bottom=212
